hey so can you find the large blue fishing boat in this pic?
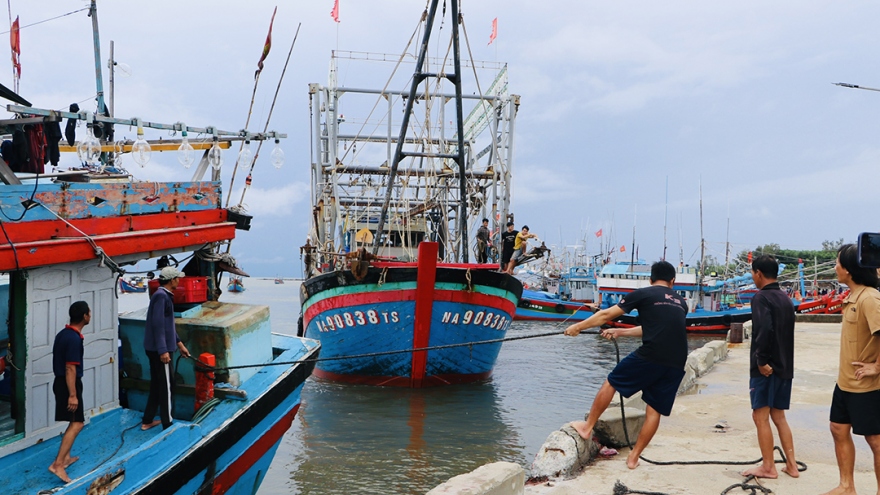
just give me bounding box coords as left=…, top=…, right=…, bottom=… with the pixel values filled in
left=0, top=2, right=318, bottom=493
left=301, top=0, right=523, bottom=387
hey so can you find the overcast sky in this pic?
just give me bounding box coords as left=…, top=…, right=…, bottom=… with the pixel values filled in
left=6, top=1, right=880, bottom=276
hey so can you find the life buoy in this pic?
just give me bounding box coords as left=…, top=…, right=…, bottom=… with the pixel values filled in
left=523, top=283, right=529, bottom=289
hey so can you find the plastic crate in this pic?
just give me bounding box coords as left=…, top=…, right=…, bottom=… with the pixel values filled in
left=147, top=276, right=208, bottom=304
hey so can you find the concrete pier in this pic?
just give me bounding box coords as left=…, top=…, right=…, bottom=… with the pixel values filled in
left=429, top=322, right=879, bottom=495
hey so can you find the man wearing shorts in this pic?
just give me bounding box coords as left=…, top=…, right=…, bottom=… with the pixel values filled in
left=47, top=301, right=90, bottom=483
left=820, top=244, right=880, bottom=495
left=499, top=222, right=518, bottom=273
left=565, top=260, right=687, bottom=469
left=743, top=255, right=799, bottom=479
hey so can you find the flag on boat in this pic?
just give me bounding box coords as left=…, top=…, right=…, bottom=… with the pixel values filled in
left=594, top=229, right=602, bottom=238
left=331, top=0, right=340, bottom=23
left=256, top=7, right=277, bottom=74
left=620, top=245, right=626, bottom=252
left=10, top=16, right=20, bottom=78
left=488, top=17, right=497, bottom=45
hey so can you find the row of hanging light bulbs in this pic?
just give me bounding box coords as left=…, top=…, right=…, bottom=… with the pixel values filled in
left=76, top=121, right=285, bottom=170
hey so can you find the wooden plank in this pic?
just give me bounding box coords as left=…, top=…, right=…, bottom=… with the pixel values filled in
left=58, top=140, right=232, bottom=153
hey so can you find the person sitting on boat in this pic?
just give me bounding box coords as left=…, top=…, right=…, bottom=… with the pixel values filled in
left=141, top=266, right=191, bottom=431
left=563, top=260, right=688, bottom=469
left=476, top=218, right=490, bottom=264
left=48, top=301, right=91, bottom=483
left=500, top=222, right=518, bottom=273
left=506, top=225, right=537, bottom=274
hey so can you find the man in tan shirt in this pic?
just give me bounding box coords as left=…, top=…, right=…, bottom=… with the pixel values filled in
left=820, top=244, right=880, bottom=495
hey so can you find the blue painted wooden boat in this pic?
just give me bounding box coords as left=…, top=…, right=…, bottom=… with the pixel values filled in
left=227, top=276, right=246, bottom=293
left=514, top=288, right=595, bottom=321
left=302, top=0, right=523, bottom=387
left=0, top=2, right=316, bottom=492
left=119, top=277, right=147, bottom=293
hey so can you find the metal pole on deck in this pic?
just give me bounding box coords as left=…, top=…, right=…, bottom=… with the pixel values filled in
left=89, top=0, right=106, bottom=116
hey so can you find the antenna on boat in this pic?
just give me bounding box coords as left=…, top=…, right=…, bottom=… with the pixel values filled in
left=629, top=205, right=636, bottom=272
left=697, top=178, right=704, bottom=310
left=88, top=0, right=107, bottom=118
left=662, top=176, right=668, bottom=261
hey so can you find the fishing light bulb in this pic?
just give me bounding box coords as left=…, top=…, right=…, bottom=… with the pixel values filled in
left=81, top=127, right=102, bottom=165
left=237, top=140, right=252, bottom=167
left=177, top=130, right=195, bottom=168
left=131, top=126, right=151, bottom=167
left=208, top=137, right=223, bottom=170
left=270, top=139, right=284, bottom=169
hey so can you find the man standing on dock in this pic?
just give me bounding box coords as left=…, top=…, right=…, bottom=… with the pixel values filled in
left=820, top=244, right=880, bottom=495
left=142, top=266, right=190, bottom=431
left=48, top=301, right=90, bottom=483
left=743, top=255, right=799, bottom=479
left=563, top=260, right=687, bottom=469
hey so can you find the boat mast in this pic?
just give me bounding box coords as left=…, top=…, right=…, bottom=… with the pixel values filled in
left=662, top=176, right=668, bottom=261
left=89, top=0, right=107, bottom=117
left=697, top=180, right=704, bottom=310
left=372, top=0, right=469, bottom=261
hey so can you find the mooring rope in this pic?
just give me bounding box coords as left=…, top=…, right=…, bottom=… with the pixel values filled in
left=606, top=335, right=807, bottom=495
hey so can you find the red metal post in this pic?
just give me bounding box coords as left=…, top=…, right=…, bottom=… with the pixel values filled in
left=411, top=242, right=438, bottom=388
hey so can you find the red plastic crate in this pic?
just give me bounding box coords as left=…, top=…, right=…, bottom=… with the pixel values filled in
left=147, top=276, right=208, bottom=304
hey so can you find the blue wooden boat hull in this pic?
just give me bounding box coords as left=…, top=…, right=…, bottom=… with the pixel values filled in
left=4, top=333, right=318, bottom=495
left=514, top=289, right=595, bottom=321
left=301, top=264, right=522, bottom=387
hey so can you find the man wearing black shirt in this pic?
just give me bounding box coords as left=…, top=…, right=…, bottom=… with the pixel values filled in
left=743, top=255, right=798, bottom=479
left=499, top=222, right=518, bottom=272
left=565, top=260, right=687, bottom=469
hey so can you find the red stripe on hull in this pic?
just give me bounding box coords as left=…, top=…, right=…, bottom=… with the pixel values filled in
left=209, top=404, right=301, bottom=494
left=607, top=321, right=731, bottom=334
left=312, top=368, right=493, bottom=387
left=303, top=289, right=516, bottom=327
left=411, top=243, right=439, bottom=387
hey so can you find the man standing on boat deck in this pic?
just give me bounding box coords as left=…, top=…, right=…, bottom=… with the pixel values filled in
left=48, top=301, right=90, bottom=483
left=142, top=266, right=190, bottom=431
left=563, top=260, right=687, bottom=469
left=476, top=218, right=490, bottom=264
left=819, top=244, right=880, bottom=495
left=743, top=255, right=799, bottom=479
left=506, top=225, right=537, bottom=274
left=500, top=222, right=518, bottom=273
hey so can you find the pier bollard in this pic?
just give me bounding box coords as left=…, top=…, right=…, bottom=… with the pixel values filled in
left=729, top=323, right=744, bottom=344
left=195, top=353, right=215, bottom=412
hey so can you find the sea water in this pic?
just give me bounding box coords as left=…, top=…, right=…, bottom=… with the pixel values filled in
left=118, top=278, right=716, bottom=495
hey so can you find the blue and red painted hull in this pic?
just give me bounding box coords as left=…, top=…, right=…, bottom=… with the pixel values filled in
left=514, top=289, right=595, bottom=321
left=608, top=308, right=753, bottom=334
left=301, top=243, right=522, bottom=387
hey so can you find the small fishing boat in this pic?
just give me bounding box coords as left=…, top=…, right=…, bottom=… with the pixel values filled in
left=227, top=276, right=246, bottom=293
left=119, top=276, right=147, bottom=293
left=515, top=288, right=596, bottom=321
left=274, top=276, right=284, bottom=284
left=301, top=0, right=523, bottom=387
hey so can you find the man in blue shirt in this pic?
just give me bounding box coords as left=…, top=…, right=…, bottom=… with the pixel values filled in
left=48, top=301, right=90, bottom=483
left=141, top=266, right=190, bottom=430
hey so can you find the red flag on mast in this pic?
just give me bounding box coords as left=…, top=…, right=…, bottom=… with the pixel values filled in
left=256, top=7, right=277, bottom=75
left=331, top=0, right=340, bottom=23
left=620, top=245, right=626, bottom=253
left=10, top=16, right=20, bottom=78
left=594, top=229, right=602, bottom=238
left=487, top=18, right=497, bottom=45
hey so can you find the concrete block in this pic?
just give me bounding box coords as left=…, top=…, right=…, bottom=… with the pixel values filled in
left=678, top=364, right=697, bottom=395
left=743, top=320, right=753, bottom=340
left=705, top=340, right=728, bottom=362
left=530, top=423, right=597, bottom=480
left=428, top=461, right=525, bottom=495
left=595, top=406, right=645, bottom=449
left=690, top=348, right=715, bottom=376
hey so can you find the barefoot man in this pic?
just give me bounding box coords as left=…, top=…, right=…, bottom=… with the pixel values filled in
left=820, top=244, right=880, bottom=495
left=564, top=260, right=687, bottom=469
left=48, top=301, right=91, bottom=483
left=743, top=255, right=799, bottom=479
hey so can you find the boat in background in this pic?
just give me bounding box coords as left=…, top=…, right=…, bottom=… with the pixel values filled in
left=301, top=0, right=523, bottom=387
left=515, top=288, right=595, bottom=321
left=227, top=276, right=246, bottom=292
left=274, top=276, right=284, bottom=284
left=0, top=3, right=317, bottom=493
left=119, top=276, right=147, bottom=293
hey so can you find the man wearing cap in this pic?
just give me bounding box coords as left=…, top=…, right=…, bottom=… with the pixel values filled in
left=141, top=266, right=190, bottom=430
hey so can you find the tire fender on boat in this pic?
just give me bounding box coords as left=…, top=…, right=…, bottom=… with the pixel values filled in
left=554, top=303, right=565, bottom=313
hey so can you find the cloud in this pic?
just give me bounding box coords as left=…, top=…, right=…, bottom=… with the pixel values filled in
left=229, top=182, right=310, bottom=217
